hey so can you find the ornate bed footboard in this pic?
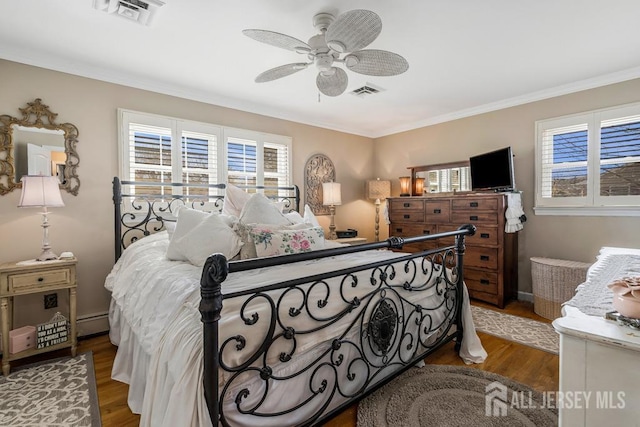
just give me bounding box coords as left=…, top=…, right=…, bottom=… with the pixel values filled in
left=199, top=226, right=475, bottom=426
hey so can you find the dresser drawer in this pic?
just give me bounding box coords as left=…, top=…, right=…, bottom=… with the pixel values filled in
left=7, top=268, right=73, bottom=294
left=452, top=198, right=498, bottom=211
left=389, top=211, right=425, bottom=223
left=465, top=247, right=499, bottom=270
left=465, top=225, right=499, bottom=246
left=464, top=268, right=498, bottom=295
left=389, top=199, right=424, bottom=212
left=451, top=211, right=498, bottom=224
left=389, top=224, right=437, bottom=251
left=424, top=201, right=450, bottom=223
left=390, top=224, right=437, bottom=237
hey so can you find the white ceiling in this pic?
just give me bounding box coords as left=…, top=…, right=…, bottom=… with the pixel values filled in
left=3, top=0, right=640, bottom=138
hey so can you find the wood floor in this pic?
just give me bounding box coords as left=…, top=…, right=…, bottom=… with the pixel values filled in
left=72, top=300, right=558, bottom=426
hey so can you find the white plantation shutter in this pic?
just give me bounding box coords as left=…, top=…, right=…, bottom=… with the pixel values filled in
left=224, top=128, right=292, bottom=193
left=128, top=123, right=173, bottom=195
left=119, top=110, right=292, bottom=196
left=598, top=115, right=640, bottom=200
left=539, top=123, right=589, bottom=202
left=535, top=103, right=640, bottom=214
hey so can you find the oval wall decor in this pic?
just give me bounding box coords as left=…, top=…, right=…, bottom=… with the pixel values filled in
left=304, top=154, right=335, bottom=215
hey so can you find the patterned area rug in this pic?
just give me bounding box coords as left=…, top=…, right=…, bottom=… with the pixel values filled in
left=0, top=352, right=101, bottom=426
left=358, top=365, right=557, bottom=426
left=471, top=305, right=559, bottom=355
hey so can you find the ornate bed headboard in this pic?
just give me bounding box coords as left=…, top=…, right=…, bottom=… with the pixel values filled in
left=112, top=177, right=300, bottom=261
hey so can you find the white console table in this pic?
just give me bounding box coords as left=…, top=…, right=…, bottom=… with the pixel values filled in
left=553, top=313, right=640, bottom=426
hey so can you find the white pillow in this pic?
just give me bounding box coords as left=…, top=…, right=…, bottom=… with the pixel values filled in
left=239, top=193, right=292, bottom=225
left=285, top=211, right=304, bottom=224
left=222, top=184, right=252, bottom=217
left=304, top=204, right=321, bottom=227
left=164, top=221, right=177, bottom=238
left=248, top=224, right=325, bottom=257
left=166, top=207, right=242, bottom=266
left=237, top=193, right=294, bottom=259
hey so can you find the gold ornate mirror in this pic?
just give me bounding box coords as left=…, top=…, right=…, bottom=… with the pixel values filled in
left=0, top=99, right=79, bottom=195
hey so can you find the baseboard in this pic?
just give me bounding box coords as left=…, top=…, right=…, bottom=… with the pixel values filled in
left=77, top=311, right=109, bottom=337
left=518, top=291, right=534, bottom=303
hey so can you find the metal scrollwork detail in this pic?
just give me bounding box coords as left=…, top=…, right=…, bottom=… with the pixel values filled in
left=368, top=299, right=398, bottom=355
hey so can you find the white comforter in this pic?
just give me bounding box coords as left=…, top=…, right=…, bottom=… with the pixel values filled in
left=106, top=232, right=487, bottom=427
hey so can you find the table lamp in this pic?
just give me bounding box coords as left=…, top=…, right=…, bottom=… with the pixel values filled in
left=367, top=178, right=391, bottom=242
left=322, top=182, right=342, bottom=240
left=18, top=175, right=65, bottom=261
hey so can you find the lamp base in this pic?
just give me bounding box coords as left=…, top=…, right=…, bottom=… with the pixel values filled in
left=399, top=193, right=410, bottom=197
left=36, top=248, right=59, bottom=261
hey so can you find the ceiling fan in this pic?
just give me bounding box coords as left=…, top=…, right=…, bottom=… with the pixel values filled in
left=243, top=9, right=409, bottom=97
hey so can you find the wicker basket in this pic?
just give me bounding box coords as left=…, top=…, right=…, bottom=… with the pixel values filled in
left=530, top=257, right=592, bottom=320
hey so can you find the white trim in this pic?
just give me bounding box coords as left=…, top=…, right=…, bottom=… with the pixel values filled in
left=534, top=206, right=640, bottom=217
left=77, top=311, right=110, bottom=337
left=517, top=291, right=534, bottom=303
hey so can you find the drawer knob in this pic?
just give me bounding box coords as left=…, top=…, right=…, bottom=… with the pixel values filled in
left=480, top=255, right=490, bottom=261
left=38, top=277, right=44, bottom=282
left=480, top=279, right=490, bottom=285
left=470, top=202, right=479, bottom=207
left=403, top=203, right=410, bottom=208
left=433, top=209, right=441, bottom=214
left=423, top=230, right=430, bottom=234
left=480, top=233, right=490, bottom=238
left=470, top=215, right=478, bottom=221
left=396, top=228, right=403, bottom=233
left=403, top=214, right=410, bottom=219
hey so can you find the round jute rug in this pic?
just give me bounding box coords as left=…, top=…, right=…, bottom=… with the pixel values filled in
left=357, top=365, right=557, bottom=427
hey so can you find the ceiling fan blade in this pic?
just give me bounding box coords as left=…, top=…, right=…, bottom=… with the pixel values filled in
left=255, top=63, right=309, bottom=83
left=325, top=9, right=382, bottom=53
left=243, top=29, right=311, bottom=53
left=316, top=67, right=348, bottom=97
left=344, top=50, right=409, bottom=76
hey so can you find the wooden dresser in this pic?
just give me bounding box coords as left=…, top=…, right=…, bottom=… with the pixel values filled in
left=388, top=193, right=518, bottom=308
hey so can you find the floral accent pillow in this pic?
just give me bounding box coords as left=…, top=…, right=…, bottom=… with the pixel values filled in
left=249, top=226, right=325, bottom=257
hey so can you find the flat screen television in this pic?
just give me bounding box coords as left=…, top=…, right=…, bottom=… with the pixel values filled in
left=469, top=146, right=515, bottom=192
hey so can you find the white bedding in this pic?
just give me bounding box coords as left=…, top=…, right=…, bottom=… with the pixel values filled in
left=106, top=231, right=487, bottom=427
left=562, top=246, right=640, bottom=319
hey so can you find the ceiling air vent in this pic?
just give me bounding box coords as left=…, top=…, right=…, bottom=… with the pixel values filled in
left=93, top=0, right=165, bottom=26
left=350, top=83, right=385, bottom=98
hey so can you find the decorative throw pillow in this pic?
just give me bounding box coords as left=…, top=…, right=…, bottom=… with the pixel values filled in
left=166, top=207, right=242, bottom=266
left=304, top=204, right=321, bottom=227
left=285, top=210, right=304, bottom=224
left=222, top=184, right=252, bottom=217
left=237, top=193, right=294, bottom=259
left=249, top=225, right=325, bottom=257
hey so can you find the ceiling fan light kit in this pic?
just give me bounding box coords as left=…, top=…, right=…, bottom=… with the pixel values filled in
left=243, top=9, right=409, bottom=97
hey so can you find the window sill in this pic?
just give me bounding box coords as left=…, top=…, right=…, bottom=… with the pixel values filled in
left=534, top=206, right=640, bottom=217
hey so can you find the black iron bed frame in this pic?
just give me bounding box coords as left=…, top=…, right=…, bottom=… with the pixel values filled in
left=112, top=177, right=475, bottom=426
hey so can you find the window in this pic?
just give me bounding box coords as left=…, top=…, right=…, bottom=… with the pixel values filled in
left=535, top=103, right=640, bottom=216
left=118, top=110, right=292, bottom=196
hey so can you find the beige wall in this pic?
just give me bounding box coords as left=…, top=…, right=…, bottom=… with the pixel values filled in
left=374, top=79, right=640, bottom=293
left=3, top=58, right=639, bottom=332
left=0, top=59, right=375, bottom=335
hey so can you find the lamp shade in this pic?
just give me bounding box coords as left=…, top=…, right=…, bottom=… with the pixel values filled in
left=18, top=176, right=65, bottom=208
left=399, top=176, right=411, bottom=196
left=367, top=179, right=391, bottom=201
left=322, top=182, right=342, bottom=206
left=414, top=177, right=425, bottom=195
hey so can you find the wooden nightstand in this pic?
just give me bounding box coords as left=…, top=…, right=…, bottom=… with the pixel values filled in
left=0, top=258, right=77, bottom=376
left=335, top=237, right=368, bottom=245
